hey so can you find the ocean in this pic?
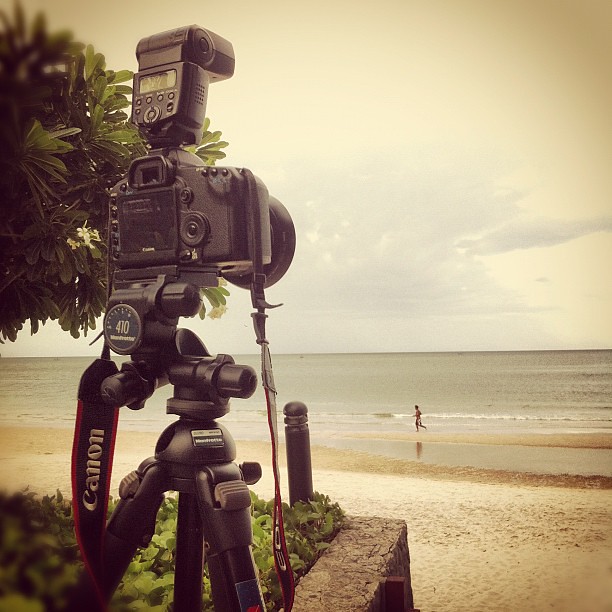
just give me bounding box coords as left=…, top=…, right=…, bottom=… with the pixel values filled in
left=1, top=350, right=611, bottom=475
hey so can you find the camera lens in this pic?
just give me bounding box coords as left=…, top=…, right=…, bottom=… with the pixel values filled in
left=266, top=197, right=296, bottom=286
left=224, top=196, right=295, bottom=289
left=180, top=211, right=209, bottom=247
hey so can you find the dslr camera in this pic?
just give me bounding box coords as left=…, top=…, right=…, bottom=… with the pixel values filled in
left=104, top=25, right=295, bottom=357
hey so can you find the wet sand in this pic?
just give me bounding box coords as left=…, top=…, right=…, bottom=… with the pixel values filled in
left=349, top=430, right=612, bottom=448
left=0, top=426, right=611, bottom=611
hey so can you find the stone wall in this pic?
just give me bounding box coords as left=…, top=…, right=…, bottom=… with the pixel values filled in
left=292, top=516, right=414, bottom=611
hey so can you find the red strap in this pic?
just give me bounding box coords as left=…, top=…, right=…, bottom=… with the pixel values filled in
left=72, top=358, right=120, bottom=611
left=261, top=346, right=295, bottom=610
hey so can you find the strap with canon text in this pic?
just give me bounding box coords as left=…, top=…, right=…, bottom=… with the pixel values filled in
left=71, top=357, right=120, bottom=609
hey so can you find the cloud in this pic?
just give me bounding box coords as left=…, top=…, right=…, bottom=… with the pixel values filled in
left=455, top=216, right=612, bottom=256
left=266, top=149, right=539, bottom=324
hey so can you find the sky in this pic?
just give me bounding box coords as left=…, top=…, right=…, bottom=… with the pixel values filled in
left=2, top=0, right=611, bottom=357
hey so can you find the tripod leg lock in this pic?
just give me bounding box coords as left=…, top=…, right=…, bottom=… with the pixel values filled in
left=119, top=470, right=141, bottom=499
left=214, top=480, right=251, bottom=511
left=195, top=470, right=255, bottom=554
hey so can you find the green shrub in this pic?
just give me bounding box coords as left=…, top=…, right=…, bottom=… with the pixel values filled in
left=0, top=489, right=344, bottom=611
left=0, top=4, right=231, bottom=342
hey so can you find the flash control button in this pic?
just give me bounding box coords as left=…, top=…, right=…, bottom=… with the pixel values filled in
left=144, top=106, right=161, bottom=124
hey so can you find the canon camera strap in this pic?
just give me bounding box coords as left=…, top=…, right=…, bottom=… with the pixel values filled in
left=258, top=329, right=295, bottom=611
left=244, top=167, right=295, bottom=610
left=71, top=352, right=120, bottom=608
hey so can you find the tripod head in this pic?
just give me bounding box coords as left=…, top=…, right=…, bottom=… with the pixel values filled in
left=101, top=273, right=257, bottom=419
left=101, top=327, right=257, bottom=418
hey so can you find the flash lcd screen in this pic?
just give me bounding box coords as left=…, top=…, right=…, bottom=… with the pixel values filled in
left=139, top=69, right=177, bottom=94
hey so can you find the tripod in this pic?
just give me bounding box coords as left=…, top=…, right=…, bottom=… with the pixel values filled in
left=70, top=319, right=267, bottom=612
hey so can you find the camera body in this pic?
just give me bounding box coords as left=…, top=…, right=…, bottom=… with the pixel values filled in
left=109, top=152, right=272, bottom=282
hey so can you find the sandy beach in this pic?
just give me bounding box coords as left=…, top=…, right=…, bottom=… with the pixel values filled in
left=0, top=426, right=611, bottom=611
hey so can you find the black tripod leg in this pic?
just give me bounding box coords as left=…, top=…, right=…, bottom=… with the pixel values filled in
left=173, top=491, right=205, bottom=610
left=102, top=460, right=167, bottom=595
left=193, top=466, right=265, bottom=612
left=67, top=459, right=167, bottom=610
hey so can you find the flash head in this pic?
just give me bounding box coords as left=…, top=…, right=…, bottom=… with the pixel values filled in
left=136, top=25, right=234, bottom=81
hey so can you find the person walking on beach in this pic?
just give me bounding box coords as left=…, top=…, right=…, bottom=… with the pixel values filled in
left=414, top=405, right=427, bottom=431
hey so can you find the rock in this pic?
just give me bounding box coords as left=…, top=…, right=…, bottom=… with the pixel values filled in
left=292, top=516, right=414, bottom=611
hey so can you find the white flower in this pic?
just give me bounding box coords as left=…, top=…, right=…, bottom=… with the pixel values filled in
left=208, top=305, right=227, bottom=319
left=77, top=226, right=91, bottom=246
left=69, top=223, right=101, bottom=250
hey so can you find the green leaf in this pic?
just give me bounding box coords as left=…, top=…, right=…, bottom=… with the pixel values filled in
left=49, top=127, right=81, bottom=140
left=90, top=104, right=104, bottom=134
left=25, top=242, right=42, bottom=265
left=54, top=242, right=65, bottom=263
left=58, top=258, right=74, bottom=283
left=24, top=151, right=68, bottom=178
left=93, top=75, right=108, bottom=104
left=101, top=129, right=141, bottom=143
left=88, top=139, right=131, bottom=166
left=140, top=546, right=159, bottom=562
left=108, top=69, right=133, bottom=84
left=200, top=130, right=223, bottom=145
left=41, top=237, right=56, bottom=262
left=85, top=44, right=104, bottom=80
left=111, top=84, right=133, bottom=95
left=24, top=119, right=56, bottom=151
left=195, top=148, right=227, bottom=164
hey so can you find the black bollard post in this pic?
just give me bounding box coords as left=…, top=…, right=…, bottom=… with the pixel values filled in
left=283, top=401, right=314, bottom=506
